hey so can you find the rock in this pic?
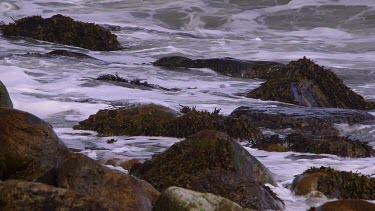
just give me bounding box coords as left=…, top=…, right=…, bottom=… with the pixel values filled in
left=130, top=130, right=280, bottom=209
left=0, top=108, right=69, bottom=180
left=191, top=171, right=284, bottom=210
left=309, top=199, right=375, bottom=211
left=253, top=133, right=375, bottom=158
left=154, top=186, right=252, bottom=211
left=46, top=50, right=95, bottom=59
left=154, top=56, right=285, bottom=79
left=41, top=153, right=159, bottom=210
left=230, top=106, right=375, bottom=138
left=0, top=14, right=122, bottom=51
left=0, top=180, right=122, bottom=210
left=74, top=105, right=261, bottom=140
left=292, top=166, right=375, bottom=200
left=0, top=81, right=12, bottom=108
left=248, top=57, right=374, bottom=110
left=99, top=158, right=142, bottom=170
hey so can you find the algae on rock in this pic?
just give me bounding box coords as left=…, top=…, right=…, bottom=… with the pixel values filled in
left=0, top=14, right=122, bottom=51
left=248, top=57, right=374, bottom=110
left=292, top=166, right=375, bottom=200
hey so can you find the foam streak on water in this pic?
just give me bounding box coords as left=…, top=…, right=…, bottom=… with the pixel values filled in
left=0, top=0, right=374, bottom=210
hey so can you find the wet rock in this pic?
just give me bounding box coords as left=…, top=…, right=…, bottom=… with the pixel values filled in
left=46, top=50, right=95, bottom=59
left=0, top=81, right=12, bottom=108
left=230, top=106, right=375, bottom=138
left=131, top=130, right=276, bottom=188
left=0, top=108, right=69, bottom=180
left=0, top=14, right=122, bottom=51
left=74, top=105, right=261, bottom=140
left=99, top=158, right=142, bottom=170
left=253, top=133, right=375, bottom=158
left=40, top=153, right=159, bottom=211
left=154, top=56, right=285, bottom=79
left=309, top=199, right=375, bottom=211
left=154, top=186, right=252, bottom=211
left=248, top=57, right=374, bottom=109
left=191, top=171, right=284, bottom=210
left=292, top=166, right=375, bottom=200
left=0, top=180, right=122, bottom=210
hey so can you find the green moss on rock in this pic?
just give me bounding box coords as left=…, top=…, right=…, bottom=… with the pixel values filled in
left=292, top=166, right=375, bottom=200
left=248, top=57, right=374, bottom=110
left=253, top=134, right=375, bottom=158
left=1, top=14, right=122, bottom=51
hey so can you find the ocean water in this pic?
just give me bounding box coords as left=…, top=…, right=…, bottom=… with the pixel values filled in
left=0, top=0, right=374, bottom=210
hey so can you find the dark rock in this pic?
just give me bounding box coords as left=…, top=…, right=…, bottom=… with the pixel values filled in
left=292, top=166, right=375, bottom=200
left=46, top=50, right=95, bottom=59
left=0, top=180, right=123, bottom=210
left=0, top=108, right=69, bottom=180
left=154, top=56, right=285, bottom=79
left=38, top=153, right=159, bottom=210
left=154, top=186, right=252, bottom=211
left=248, top=57, right=374, bottom=109
left=309, top=199, right=375, bottom=211
left=191, top=171, right=284, bottom=210
left=252, top=133, right=375, bottom=158
left=230, top=106, right=375, bottom=138
left=0, top=81, right=12, bottom=108
left=130, top=130, right=276, bottom=189
left=0, top=14, right=122, bottom=51
left=74, top=105, right=261, bottom=140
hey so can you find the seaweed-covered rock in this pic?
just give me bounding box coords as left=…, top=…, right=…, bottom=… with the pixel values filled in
left=154, top=186, right=252, bottom=211
left=37, top=153, right=159, bottom=211
left=292, top=167, right=375, bottom=200
left=248, top=57, right=374, bottom=109
left=0, top=81, right=12, bottom=108
left=73, top=104, right=178, bottom=136
left=191, top=171, right=284, bottom=210
left=0, top=180, right=123, bottom=210
left=309, top=199, right=375, bottom=211
left=253, top=133, right=375, bottom=158
left=74, top=105, right=261, bottom=140
left=0, top=108, right=69, bottom=180
left=1, top=14, right=122, bottom=51
left=154, top=56, right=284, bottom=79
left=230, top=106, right=375, bottom=138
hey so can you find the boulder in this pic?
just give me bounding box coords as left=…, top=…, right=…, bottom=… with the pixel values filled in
left=0, top=108, right=69, bottom=180
left=130, top=130, right=281, bottom=209
left=309, top=199, right=375, bottom=211
left=154, top=56, right=285, bottom=79
left=38, top=153, right=159, bottom=211
left=190, top=171, right=284, bottom=210
left=99, top=158, right=142, bottom=170
left=0, top=81, right=12, bottom=108
left=154, top=186, right=252, bottom=211
left=248, top=57, right=374, bottom=109
left=253, top=133, right=375, bottom=158
left=0, top=180, right=122, bottom=210
left=292, top=166, right=375, bottom=200
left=0, top=14, right=122, bottom=51
left=74, top=105, right=261, bottom=140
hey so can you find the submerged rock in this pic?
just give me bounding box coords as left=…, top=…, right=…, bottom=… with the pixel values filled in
left=37, top=153, right=159, bottom=211
left=130, top=130, right=281, bottom=209
left=154, top=186, right=252, bottom=211
left=248, top=57, right=374, bottom=109
left=0, top=180, right=123, bottom=210
left=309, top=199, right=375, bottom=211
left=0, top=14, right=122, bottom=51
left=74, top=105, right=261, bottom=140
left=0, top=81, right=12, bottom=108
left=0, top=108, right=69, bottom=180
left=154, top=56, right=284, bottom=79
left=253, top=133, right=375, bottom=157
left=46, top=50, right=95, bottom=59
left=292, top=166, right=375, bottom=200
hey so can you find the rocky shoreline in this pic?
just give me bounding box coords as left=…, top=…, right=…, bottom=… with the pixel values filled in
left=1, top=14, right=374, bottom=210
